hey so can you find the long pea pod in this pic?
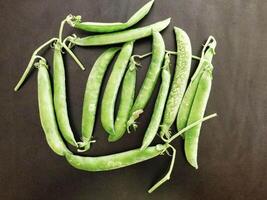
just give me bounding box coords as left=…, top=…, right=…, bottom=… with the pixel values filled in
left=160, top=27, right=192, bottom=139
left=65, top=114, right=217, bottom=192
left=127, top=31, right=165, bottom=131
left=53, top=41, right=78, bottom=147
left=67, top=0, right=154, bottom=33
left=179, top=36, right=217, bottom=169
left=141, top=53, right=171, bottom=150
left=109, top=57, right=137, bottom=142
left=184, top=65, right=214, bottom=169
left=65, top=143, right=168, bottom=171
left=177, top=36, right=216, bottom=135
left=80, top=47, right=121, bottom=151
left=67, top=18, right=170, bottom=46
left=36, top=59, right=71, bottom=156
left=101, top=41, right=134, bottom=135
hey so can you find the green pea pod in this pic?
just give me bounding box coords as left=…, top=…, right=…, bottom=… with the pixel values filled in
left=160, top=27, right=192, bottom=138
left=177, top=36, right=216, bottom=135
left=101, top=41, right=134, bottom=135
left=68, top=18, right=170, bottom=46
left=53, top=41, right=77, bottom=147
left=67, top=0, right=154, bottom=33
left=141, top=53, right=171, bottom=150
left=37, top=59, right=71, bottom=156
left=65, top=143, right=168, bottom=171
left=127, top=31, right=165, bottom=131
left=109, top=58, right=137, bottom=142
left=184, top=66, right=213, bottom=169
left=80, top=47, right=121, bottom=151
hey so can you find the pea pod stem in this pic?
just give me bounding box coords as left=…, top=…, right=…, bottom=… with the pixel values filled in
left=165, top=50, right=201, bottom=60
left=58, top=41, right=85, bottom=70
left=14, top=38, right=58, bottom=91
left=166, top=113, right=217, bottom=144
left=191, top=36, right=216, bottom=81
left=148, top=144, right=176, bottom=193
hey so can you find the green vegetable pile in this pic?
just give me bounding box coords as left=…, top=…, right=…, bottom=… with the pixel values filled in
left=14, top=0, right=217, bottom=193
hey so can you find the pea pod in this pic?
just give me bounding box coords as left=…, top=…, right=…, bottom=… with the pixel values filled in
left=127, top=31, right=165, bottom=131
left=37, top=59, right=71, bottom=156
left=109, top=57, right=137, bottom=142
left=141, top=53, right=171, bottom=150
left=80, top=47, right=121, bottom=151
left=101, top=41, right=134, bottom=135
left=177, top=36, right=216, bottom=134
left=160, top=27, right=192, bottom=138
left=68, top=18, right=171, bottom=46
left=65, top=143, right=168, bottom=171
left=53, top=41, right=78, bottom=147
left=67, top=0, right=154, bottom=33
left=184, top=66, right=214, bottom=169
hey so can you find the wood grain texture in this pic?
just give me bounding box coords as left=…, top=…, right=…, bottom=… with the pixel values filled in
left=0, top=0, right=267, bottom=199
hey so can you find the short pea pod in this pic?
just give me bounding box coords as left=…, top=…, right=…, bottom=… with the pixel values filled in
left=67, top=0, right=154, bottom=33
left=184, top=66, right=214, bottom=169
left=109, top=58, right=137, bottom=142
left=127, top=31, right=165, bottom=131
left=37, top=59, right=71, bottom=156
left=177, top=36, right=216, bottom=133
left=53, top=41, right=77, bottom=147
left=65, top=143, right=168, bottom=171
left=80, top=47, right=121, bottom=151
left=101, top=41, right=134, bottom=135
left=160, top=27, right=192, bottom=138
left=141, top=53, right=171, bottom=150
left=68, top=18, right=170, bottom=46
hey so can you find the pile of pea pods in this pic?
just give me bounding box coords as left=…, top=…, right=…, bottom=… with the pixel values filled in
left=14, top=0, right=217, bottom=193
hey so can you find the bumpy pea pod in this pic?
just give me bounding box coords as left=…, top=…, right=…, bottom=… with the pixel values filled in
left=67, top=18, right=170, bottom=46
left=67, top=0, right=154, bottom=33
left=109, top=57, right=137, bottom=142
left=80, top=47, right=121, bottom=151
left=101, top=41, right=134, bottom=135
left=177, top=36, right=216, bottom=135
left=127, top=31, right=165, bottom=131
left=160, top=27, right=192, bottom=139
left=141, top=53, right=171, bottom=150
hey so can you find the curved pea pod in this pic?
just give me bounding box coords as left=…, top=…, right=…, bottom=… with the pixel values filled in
left=65, top=143, right=168, bottom=171
left=37, top=59, right=71, bottom=156
left=101, top=41, right=134, bottom=135
left=53, top=41, right=77, bottom=147
left=127, top=31, right=165, bottom=131
left=67, top=0, right=154, bottom=33
left=80, top=47, right=121, bottom=151
left=141, top=53, right=171, bottom=150
left=109, top=58, right=137, bottom=142
left=160, top=27, right=192, bottom=138
left=68, top=18, right=171, bottom=46
left=177, top=36, right=216, bottom=135
left=184, top=66, right=213, bottom=169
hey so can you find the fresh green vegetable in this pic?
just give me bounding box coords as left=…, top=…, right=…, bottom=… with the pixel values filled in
left=67, top=0, right=154, bottom=33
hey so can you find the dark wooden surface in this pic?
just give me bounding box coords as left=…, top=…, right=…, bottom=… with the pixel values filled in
left=1, top=0, right=267, bottom=199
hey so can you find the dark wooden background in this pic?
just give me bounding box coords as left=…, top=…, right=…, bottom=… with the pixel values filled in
left=0, top=0, right=267, bottom=199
